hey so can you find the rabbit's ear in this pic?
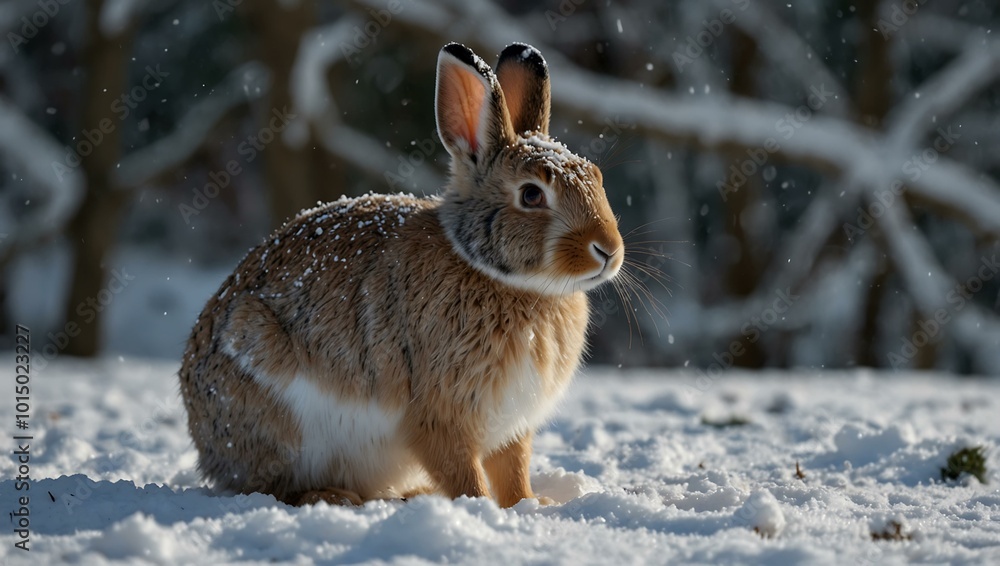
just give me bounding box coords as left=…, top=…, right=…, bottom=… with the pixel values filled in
left=496, top=43, right=550, bottom=136
left=436, top=43, right=514, bottom=164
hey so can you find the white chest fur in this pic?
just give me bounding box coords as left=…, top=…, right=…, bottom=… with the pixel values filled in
left=480, top=353, right=567, bottom=453
left=253, top=373, right=423, bottom=496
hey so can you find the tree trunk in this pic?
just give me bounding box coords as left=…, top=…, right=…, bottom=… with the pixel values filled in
left=853, top=0, right=896, bottom=368
left=857, top=258, right=889, bottom=367
left=855, top=2, right=893, bottom=129
left=247, top=0, right=347, bottom=228
left=724, top=30, right=766, bottom=368
left=62, top=0, right=135, bottom=357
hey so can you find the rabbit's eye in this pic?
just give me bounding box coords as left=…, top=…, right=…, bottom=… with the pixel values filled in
left=520, top=183, right=546, bottom=208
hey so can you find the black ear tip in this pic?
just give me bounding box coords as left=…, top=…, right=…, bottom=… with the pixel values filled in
left=498, top=43, right=548, bottom=78
left=441, top=42, right=495, bottom=80
left=442, top=42, right=478, bottom=67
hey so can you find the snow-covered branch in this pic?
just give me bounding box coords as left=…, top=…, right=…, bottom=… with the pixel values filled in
left=346, top=0, right=863, bottom=169
left=316, top=123, right=445, bottom=194
left=350, top=0, right=1000, bottom=239
left=0, top=95, right=84, bottom=260
left=283, top=17, right=359, bottom=149
left=886, top=39, right=1000, bottom=148
left=114, top=62, right=271, bottom=189
left=874, top=193, right=1000, bottom=371
left=708, top=0, right=851, bottom=116
left=290, top=21, right=351, bottom=118
left=698, top=179, right=863, bottom=340
left=288, top=15, right=445, bottom=192
left=907, top=160, right=1000, bottom=236
left=877, top=199, right=953, bottom=311
left=901, top=14, right=989, bottom=54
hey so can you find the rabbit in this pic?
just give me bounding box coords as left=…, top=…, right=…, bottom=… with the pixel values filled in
left=178, top=42, right=624, bottom=508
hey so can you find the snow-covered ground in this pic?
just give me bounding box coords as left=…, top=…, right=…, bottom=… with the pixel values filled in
left=2, top=358, right=998, bottom=565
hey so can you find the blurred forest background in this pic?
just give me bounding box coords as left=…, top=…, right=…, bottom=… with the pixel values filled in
left=2, top=0, right=1000, bottom=374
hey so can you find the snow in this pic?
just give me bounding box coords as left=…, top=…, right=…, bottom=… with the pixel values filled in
left=3, top=359, right=998, bottom=564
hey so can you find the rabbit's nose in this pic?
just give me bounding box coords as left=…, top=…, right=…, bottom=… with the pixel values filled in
left=590, top=241, right=624, bottom=279
left=591, top=242, right=613, bottom=265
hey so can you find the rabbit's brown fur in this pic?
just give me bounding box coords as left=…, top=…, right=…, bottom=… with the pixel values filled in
left=179, top=43, right=623, bottom=508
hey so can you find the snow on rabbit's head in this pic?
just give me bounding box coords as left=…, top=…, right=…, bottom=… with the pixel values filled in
left=435, top=42, right=623, bottom=296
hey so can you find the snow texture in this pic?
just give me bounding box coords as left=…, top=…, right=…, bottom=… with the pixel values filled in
left=2, top=359, right=998, bottom=565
